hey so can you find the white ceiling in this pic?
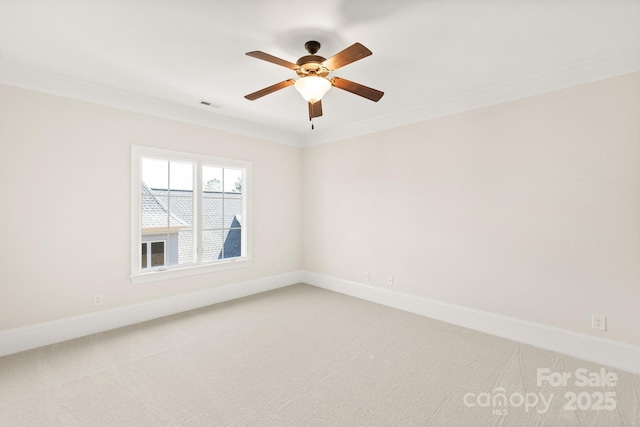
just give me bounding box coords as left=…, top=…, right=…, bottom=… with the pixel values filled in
left=1, top=0, right=639, bottom=146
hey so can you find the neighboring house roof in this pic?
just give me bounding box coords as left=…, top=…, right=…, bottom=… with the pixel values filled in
left=141, top=183, right=187, bottom=231
left=141, top=183, right=243, bottom=262
left=222, top=216, right=242, bottom=258
left=145, top=187, right=242, bottom=229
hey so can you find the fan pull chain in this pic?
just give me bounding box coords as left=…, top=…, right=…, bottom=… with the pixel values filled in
left=310, top=117, right=315, bottom=130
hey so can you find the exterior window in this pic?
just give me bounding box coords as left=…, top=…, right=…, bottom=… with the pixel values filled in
left=141, top=241, right=166, bottom=269
left=131, top=146, right=252, bottom=284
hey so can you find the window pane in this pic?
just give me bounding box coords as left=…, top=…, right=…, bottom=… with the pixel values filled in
left=168, top=195, right=193, bottom=227
left=169, top=161, right=193, bottom=191
left=223, top=194, right=243, bottom=229
left=178, top=228, right=194, bottom=265
left=142, top=192, right=168, bottom=232
left=203, top=166, right=223, bottom=194
left=170, top=193, right=193, bottom=264
left=141, top=243, right=148, bottom=269
left=203, top=197, right=223, bottom=229
left=202, top=230, right=223, bottom=262
left=224, top=168, right=242, bottom=194
left=142, top=158, right=168, bottom=194
left=221, top=228, right=242, bottom=258
left=151, top=241, right=165, bottom=267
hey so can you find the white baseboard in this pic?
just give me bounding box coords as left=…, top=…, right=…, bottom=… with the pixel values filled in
left=4, top=269, right=638, bottom=375
left=303, top=271, right=640, bottom=375
left=0, top=271, right=304, bottom=357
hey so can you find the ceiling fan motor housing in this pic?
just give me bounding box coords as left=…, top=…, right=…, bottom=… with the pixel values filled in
left=295, top=41, right=330, bottom=77
left=296, top=55, right=329, bottom=77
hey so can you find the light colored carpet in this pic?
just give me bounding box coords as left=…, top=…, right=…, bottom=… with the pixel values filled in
left=1, top=284, right=638, bottom=426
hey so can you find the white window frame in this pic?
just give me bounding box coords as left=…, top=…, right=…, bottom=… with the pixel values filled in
left=131, top=145, right=252, bottom=284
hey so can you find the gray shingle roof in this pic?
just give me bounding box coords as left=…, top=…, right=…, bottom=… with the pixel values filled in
left=141, top=183, right=187, bottom=229
left=142, top=184, right=243, bottom=264
left=147, top=188, right=242, bottom=229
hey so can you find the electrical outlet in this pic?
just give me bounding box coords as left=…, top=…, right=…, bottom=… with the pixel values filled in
left=592, top=314, right=606, bottom=331
left=93, top=294, right=103, bottom=306
left=387, top=275, right=393, bottom=286
left=364, top=271, right=369, bottom=281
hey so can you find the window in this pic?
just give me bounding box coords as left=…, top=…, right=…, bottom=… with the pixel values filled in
left=141, top=241, right=166, bottom=269
left=131, top=145, right=252, bottom=284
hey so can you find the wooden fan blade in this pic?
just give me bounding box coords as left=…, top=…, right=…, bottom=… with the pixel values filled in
left=308, top=100, right=323, bottom=119
left=245, top=51, right=299, bottom=70
left=331, top=77, right=384, bottom=102
left=244, top=79, right=295, bottom=100
left=322, top=42, right=372, bottom=71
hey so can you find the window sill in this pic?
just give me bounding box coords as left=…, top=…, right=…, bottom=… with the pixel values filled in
left=130, top=258, right=252, bottom=285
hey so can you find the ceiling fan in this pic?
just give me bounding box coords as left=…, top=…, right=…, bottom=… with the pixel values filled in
left=244, top=41, right=384, bottom=128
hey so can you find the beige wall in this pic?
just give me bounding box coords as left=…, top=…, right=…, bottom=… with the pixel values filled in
left=2, top=72, right=639, bottom=348
left=0, top=84, right=302, bottom=330
left=302, top=72, right=640, bottom=346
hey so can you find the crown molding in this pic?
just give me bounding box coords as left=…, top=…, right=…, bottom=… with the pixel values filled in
left=0, top=59, right=300, bottom=146
left=2, top=44, right=639, bottom=148
left=302, top=44, right=640, bottom=146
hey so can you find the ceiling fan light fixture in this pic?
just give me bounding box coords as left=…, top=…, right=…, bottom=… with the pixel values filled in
left=245, top=42, right=384, bottom=122
left=294, top=76, right=331, bottom=104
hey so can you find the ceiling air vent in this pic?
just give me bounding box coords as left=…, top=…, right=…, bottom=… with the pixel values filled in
left=200, top=101, right=221, bottom=108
